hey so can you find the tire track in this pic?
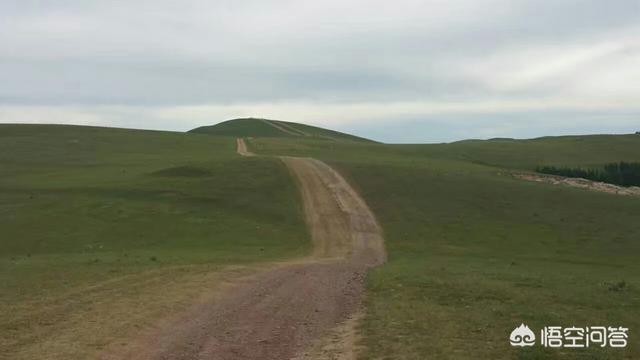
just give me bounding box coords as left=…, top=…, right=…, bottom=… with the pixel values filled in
left=258, top=118, right=305, bottom=137
left=272, top=121, right=312, bottom=137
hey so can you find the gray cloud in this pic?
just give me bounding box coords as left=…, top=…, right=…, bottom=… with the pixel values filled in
left=0, top=0, right=638, bottom=141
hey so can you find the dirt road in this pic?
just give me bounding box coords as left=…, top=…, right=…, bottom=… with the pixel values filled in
left=103, top=139, right=384, bottom=360
left=236, top=138, right=254, bottom=156
left=280, top=157, right=385, bottom=266
left=258, top=118, right=305, bottom=137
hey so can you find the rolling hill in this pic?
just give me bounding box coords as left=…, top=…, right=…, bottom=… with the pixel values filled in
left=250, top=132, right=640, bottom=359
left=0, top=123, right=309, bottom=359
left=189, top=117, right=375, bottom=142
left=2, top=121, right=640, bottom=359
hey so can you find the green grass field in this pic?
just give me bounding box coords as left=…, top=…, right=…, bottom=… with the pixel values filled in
left=0, top=124, right=308, bottom=359
left=250, top=134, right=640, bottom=170
left=2, top=120, right=639, bottom=359
left=272, top=119, right=377, bottom=142
left=250, top=134, right=640, bottom=359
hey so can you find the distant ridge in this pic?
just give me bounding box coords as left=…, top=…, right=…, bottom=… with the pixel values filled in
left=188, top=118, right=375, bottom=142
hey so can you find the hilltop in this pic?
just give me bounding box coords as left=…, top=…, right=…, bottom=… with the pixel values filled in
left=188, top=118, right=375, bottom=142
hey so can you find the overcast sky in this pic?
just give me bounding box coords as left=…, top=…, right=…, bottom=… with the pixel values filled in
left=1, top=0, right=638, bottom=143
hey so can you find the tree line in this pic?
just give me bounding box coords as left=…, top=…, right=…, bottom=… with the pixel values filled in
left=536, top=162, right=640, bottom=187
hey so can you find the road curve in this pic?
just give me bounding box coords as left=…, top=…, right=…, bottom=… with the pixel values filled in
left=280, top=156, right=385, bottom=267
left=102, top=138, right=384, bottom=360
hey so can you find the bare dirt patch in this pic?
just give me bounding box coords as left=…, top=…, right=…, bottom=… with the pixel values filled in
left=3, top=264, right=263, bottom=360
left=513, top=172, right=640, bottom=196
left=294, top=311, right=363, bottom=360
left=102, top=260, right=366, bottom=360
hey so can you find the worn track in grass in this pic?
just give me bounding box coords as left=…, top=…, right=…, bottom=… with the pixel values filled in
left=235, top=137, right=255, bottom=156
left=103, top=138, right=384, bottom=360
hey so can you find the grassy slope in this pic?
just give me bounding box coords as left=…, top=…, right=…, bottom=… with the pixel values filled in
left=396, top=134, right=640, bottom=169
left=188, top=118, right=296, bottom=138
left=251, top=134, right=640, bottom=170
left=274, top=120, right=377, bottom=142
left=0, top=124, right=308, bottom=359
left=189, top=118, right=375, bottom=142
left=252, top=136, right=640, bottom=359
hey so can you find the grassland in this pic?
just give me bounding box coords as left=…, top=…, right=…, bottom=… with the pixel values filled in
left=0, top=124, right=308, bottom=359
left=189, top=118, right=298, bottom=138
left=190, top=118, right=375, bottom=142
left=272, top=119, right=376, bottom=142
left=400, top=135, right=640, bottom=169
left=251, top=135, right=640, bottom=359
left=249, top=134, right=640, bottom=170
left=3, top=119, right=639, bottom=359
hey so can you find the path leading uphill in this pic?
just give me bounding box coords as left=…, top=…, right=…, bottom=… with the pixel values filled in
left=280, top=156, right=385, bottom=266
left=103, top=138, right=384, bottom=360
left=258, top=118, right=306, bottom=137
left=235, top=137, right=254, bottom=156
